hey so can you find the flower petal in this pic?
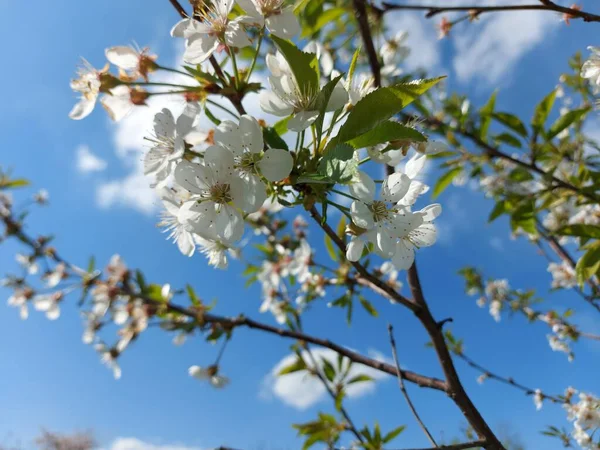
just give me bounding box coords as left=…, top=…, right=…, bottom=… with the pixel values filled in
left=204, top=146, right=235, bottom=184
left=69, top=98, right=95, bottom=120
left=225, top=19, right=252, bottom=48
left=411, top=223, right=437, bottom=247
left=215, top=120, right=244, bottom=155
left=349, top=171, right=376, bottom=202
left=259, top=90, right=293, bottom=116
left=174, top=161, right=212, bottom=194
left=346, top=237, right=365, bottom=262
left=351, top=201, right=374, bottom=229
left=105, top=46, right=139, bottom=71
left=404, top=153, right=427, bottom=179
left=239, top=115, right=264, bottom=153
left=258, top=148, right=294, bottom=181
left=216, top=205, right=244, bottom=241
left=184, top=35, right=219, bottom=64
left=265, top=8, right=300, bottom=39
left=392, top=240, right=415, bottom=270
left=381, top=173, right=410, bottom=203
left=287, top=111, right=319, bottom=132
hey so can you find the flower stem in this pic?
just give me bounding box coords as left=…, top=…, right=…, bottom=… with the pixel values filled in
left=245, top=29, right=265, bottom=83
left=156, top=65, right=195, bottom=78
left=331, top=189, right=358, bottom=201
left=206, top=99, right=240, bottom=119
left=126, top=81, right=197, bottom=89
left=230, top=48, right=240, bottom=90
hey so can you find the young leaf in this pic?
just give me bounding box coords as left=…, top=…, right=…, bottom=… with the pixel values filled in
left=324, top=234, right=338, bottom=261
left=432, top=167, right=462, bottom=198
left=321, top=357, right=336, bottom=382
left=278, top=357, right=308, bottom=375
left=318, top=143, right=357, bottom=183
left=556, top=224, right=600, bottom=239
left=383, top=425, right=406, bottom=443
left=576, top=242, right=600, bottom=286
left=359, top=296, right=378, bottom=317
left=479, top=91, right=497, bottom=140
left=314, top=74, right=345, bottom=145
left=204, top=106, right=222, bottom=126
left=532, top=89, right=557, bottom=133
left=346, top=121, right=426, bottom=149
left=270, top=35, right=319, bottom=96
left=547, top=107, right=591, bottom=140
left=335, top=77, right=445, bottom=144
left=492, top=112, right=528, bottom=137
left=347, top=46, right=361, bottom=86
left=263, top=127, right=289, bottom=150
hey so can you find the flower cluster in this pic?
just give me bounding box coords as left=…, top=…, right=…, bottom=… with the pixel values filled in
left=564, top=389, right=600, bottom=449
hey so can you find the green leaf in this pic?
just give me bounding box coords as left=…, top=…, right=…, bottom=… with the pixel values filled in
left=359, top=296, right=378, bottom=317
left=334, top=390, right=345, bottom=411
left=508, top=167, right=534, bottom=182
left=135, top=270, right=147, bottom=293
left=479, top=91, right=497, bottom=140
left=324, top=234, right=338, bottom=262
left=383, top=425, right=406, bottom=443
left=492, top=112, right=528, bottom=137
left=547, top=107, right=591, bottom=140
left=321, top=357, right=336, bottom=382
left=488, top=200, right=508, bottom=222
left=271, top=35, right=319, bottom=96
left=335, top=77, right=445, bottom=145
left=278, top=357, right=308, bottom=375
left=347, top=46, right=361, bottom=86
left=432, top=167, right=462, bottom=198
left=346, top=121, right=426, bottom=149
left=273, top=117, right=289, bottom=136
left=347, top=374, right=374, bottom=384
left=494, top=132, right=522, bottom=148
left=303, top=7, right=345, bottom=36
left=186, top=284, right=201, bottom=306
left=1, top=178, right=30, bottom=189
left=532, top=89, right=557, bottom=133
left=87, top=256, right=96, bottom=273
left=204, top=106, right=221, bottom=126
left=556, top=224, right=600, bottom=239
left=576, top=242, right=600, bottom=286
left=318, top=143, right=357, bottom=184
left=314, top=74, right=345, bottom=145
left=510, top=200, right=537, bottom=236
left=263, top=127, right=289, bottom=150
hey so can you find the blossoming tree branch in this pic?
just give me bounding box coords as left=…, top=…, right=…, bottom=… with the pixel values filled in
left=2, top=0, right=600, bottom=448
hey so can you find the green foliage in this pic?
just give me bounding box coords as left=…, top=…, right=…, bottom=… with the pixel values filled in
left=317, top=143, right=357, bottom=183
left=576, top=241, right=600, bottom=286
left=432, top=167, right=462, bottom=198
left=546, top=107, right=591, bottom=140
left=314, top=73, right=345, bottom=144
left=346, top=121, right=426, bottom=149
left=532, top=89, right=557, bottom=134
left=271, top=36, right=319, bottom=96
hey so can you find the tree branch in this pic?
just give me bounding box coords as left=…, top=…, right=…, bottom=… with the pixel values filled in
left=407, top=263, right=505, bottom=450
left=379, top=1, right=600, bottom=23
left=455, top=351, right=564, bottom=404
left=352, top=0, right=381, bottom=87
left=400, top=441, right=487, bottom=450
left=388, top=324, right=438, bottom=448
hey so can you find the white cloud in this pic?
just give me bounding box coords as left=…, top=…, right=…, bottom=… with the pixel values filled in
left=76, top=145, right=107, bottom=173
left=490, top=236, right=504, bottom=252
left=107, top=437, right=202, bottom=450
left=452, top=1, right=558, bottom=85
left=261, top=348, right=390, bottom=410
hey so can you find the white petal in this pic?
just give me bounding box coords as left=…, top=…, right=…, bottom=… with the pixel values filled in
left=105, top=46, right=139, bottom=71
left=259, top=90, right=293, bottom=116
left=46, top=304, right=60, bottom=320
left=179, top=200, right=218, bottom=231
left=177, top=230, right=196, bottom=257
left=238, top=174, right=268, bottom=213
left=326, top=82, right=348, bottom=112
left=266, top=8, right=300, bottom=39
left=399, top=180, right=429, bottom=206
left=171, top=18, right=200, bottom=38
left=287, top=111, right=319, bottom=131
left=419, top=204, right=442, bottom=221
left=376, top=226, right=396, bottom=258
left=154, top=108, right=176, bottom=139
left=177, top=102, right=201, bottom=136
left=381, top=173, right=410, bottom=203
left=184, top=35, right=219, bottom=64
left=188, top=365, right=209, bottom=379
left=411, top=223, right=437, bottom=247
left=239, top=115, right=264, bottom=153
left=349, top=171, right=376, bottom=202
left=225, top=19, right=252, bottom=48
left=258, top=148, right=294, bottom=181
left=392, top=240, right=415, bottom=270
left=216, top=205, right=244, bottom=241
left=204, top=146, right=235, bottom=184
left=423, top=140, right=447, bottom=154
left=19, top=305, right=29, bottom=320
left=266, top=53, right=290, bottom=77
left=69, top=98, right=95, bottom=120
left=346, top=237, right=365, bottom=262
left=101, top=88, right=133, bottom=122
left=33, top=296, right=52, bottom=311
left=215, top=120, right=244, bottom=155
left=350, top=201, right=374, bottom=229
left=174, top=161, right=212, bottom=194
left=404, top=153, right=427, bottom=180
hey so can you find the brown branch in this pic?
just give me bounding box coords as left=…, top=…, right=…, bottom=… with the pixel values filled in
left=379, top=1, right=600, bottom=23
left=308, top=206, right=418, bottom=312
left=400, top=442, right=487, bottom=450
left=406, top=113, right=600, bottom=204
left=352, top=0, right=381, bottom=87
left=388, top=324, right=438, bottom=448
left=455, top=352, right=564, bottom=404
left=166, top=0, right=247, bottom=115
left=536, top=222, right=600, bottom=313
left=1, top=213, right=446, bottom=393
left=407, top=263, right=505, bottom=450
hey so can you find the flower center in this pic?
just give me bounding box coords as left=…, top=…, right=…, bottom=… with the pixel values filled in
left=369, top=200, right=390, bottom=222
left=209, top=183, right=232, bottom=204
left=236, top=152, right=261, bottom=174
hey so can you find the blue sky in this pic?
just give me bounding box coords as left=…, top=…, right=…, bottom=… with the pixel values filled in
left=1, top=0, right=600, bottom=449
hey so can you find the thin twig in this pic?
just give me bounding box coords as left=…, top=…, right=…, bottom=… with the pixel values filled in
left=400, top=441, right=487, bottom=450
left=303, top=345, right=365, bottom=444
left=388, top=324, right=438, bottom=448
left=455, top=352, right=564, bottom=404
left=378, top=1, right=600, bottom=23
left=352, top=0, right=381, bottom=87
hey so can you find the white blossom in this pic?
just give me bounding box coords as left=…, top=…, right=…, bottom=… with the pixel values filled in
left=581, top=46, right=600, bottom=87
left=189, top=365, right=229, bottom=388
left=238, top=0, right=300, bottom=39
left=69, top=60, right=106, bottom=120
